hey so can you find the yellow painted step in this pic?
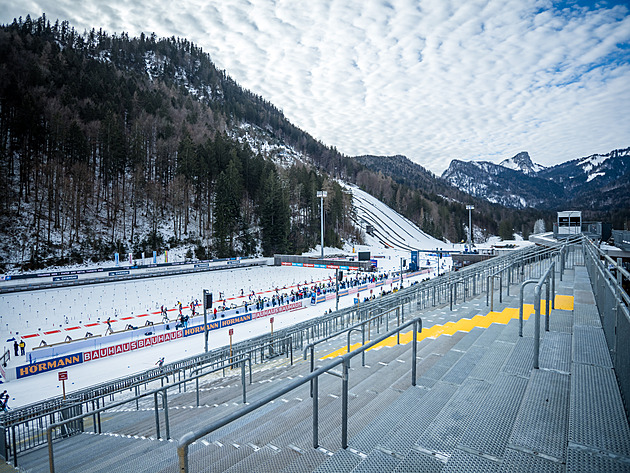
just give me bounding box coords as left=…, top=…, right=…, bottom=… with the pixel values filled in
left=320, top=295, right=573, bottom=360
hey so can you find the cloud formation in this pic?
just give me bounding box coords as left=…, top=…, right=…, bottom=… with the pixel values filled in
left=1, top=0, right=629, bottom=173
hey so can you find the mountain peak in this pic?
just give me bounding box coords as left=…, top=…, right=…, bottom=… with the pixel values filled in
left=499, top=151, right=544, bottom=175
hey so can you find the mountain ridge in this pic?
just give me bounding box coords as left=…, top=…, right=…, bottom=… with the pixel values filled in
left=441, top=147, right=630, bottom=210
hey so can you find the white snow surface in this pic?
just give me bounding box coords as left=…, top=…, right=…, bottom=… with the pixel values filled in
left=578, top=154, right=609, bottom=174
left=343, top=183, right=446, bottom=252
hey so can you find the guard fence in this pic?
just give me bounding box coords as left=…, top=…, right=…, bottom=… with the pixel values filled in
left=0, top=239, right=576, bottom=464
left=584, top=236, right=630, bottom=419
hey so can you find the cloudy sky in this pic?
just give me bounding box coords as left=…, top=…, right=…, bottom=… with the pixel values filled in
left=2, top=1, right=629, bottom=174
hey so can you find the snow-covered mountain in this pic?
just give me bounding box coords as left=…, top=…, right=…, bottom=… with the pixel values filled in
left=442, top=147, right=630, bottom=210
left=499, top=152, right=545, bottom=175
left=441, top=157, right=562, bottom=209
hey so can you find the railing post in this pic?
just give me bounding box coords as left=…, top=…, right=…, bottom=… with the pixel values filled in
left=163, top=390, right=170, bottom=440
left=412, top=320, right=419, bottom=386
left=361, top=324, right=366, bottom=367
left=312, top=374, right=319, bottom=448
left=309, top=345, right=315, bottom=398
left=341, top=359, right=349, bottom=449
left=196, top=377, right=200, bottom=407
left=178, top=442, right=189, bottom=473
left=47, top=427, right=54, bottom=473
left=154, top=392, right=161, bottom=439
left=545, top=278, right=551, bottom=332
left=534, top=285, right=541, bottom=369
left=241, top=361, right=247, bottom=404
left=490, top=277, right=494, bottom=312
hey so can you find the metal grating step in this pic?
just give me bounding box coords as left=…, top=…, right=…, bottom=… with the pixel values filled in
left=508, top=369, right=570, bottom=461
left=222, top=443, right=277, bottom=473
left=472, top=323, right=506, bottom=348
left=416, top=350, right=465, bottom=389
left=278, top=445, right=329, bottom=473
left=569, top=363, right=630, bottom=457
left=254, top=446, right=302, bottom=473
left=379, top=382, right=458, bottom=456
left=574, top=289, right=596, bottom=305
left=565, top=445, right=630, bottom=473
left=500, top=336, right=535, bottom=377
left=457, top=373, right=528, bottom=460
left=313, top=448, right=361, bottom=473
left=547, top=310, right=573, bottom=334
left=351, top=448, right=401, bottom=473
left=440, top=448, right=500, bottom=473
left=495, top=319, right=521, bottom=343
left=572, top=325, right=613, bottom=368
left=349, top=386, right=428, bottom=453
left=414, top=378, right=491, bottom=458
left=538, top=331, right=572, bottom=373
left=450, top=327, right=484, bottom=352
left=467, top=341, right=513, bottom=383
left=441, top=345, right=487, bottom=386
left=498, top=447, right=563, bottom=473
left=391, top=449, right=444, bottom=473
left=573, top=303, right=601, bottom=327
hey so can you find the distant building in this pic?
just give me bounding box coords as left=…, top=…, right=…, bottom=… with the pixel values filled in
left=556, top=211, right=582, bottom=237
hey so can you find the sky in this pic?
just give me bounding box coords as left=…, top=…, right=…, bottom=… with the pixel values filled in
left=1, top=1, right=629, bottom=174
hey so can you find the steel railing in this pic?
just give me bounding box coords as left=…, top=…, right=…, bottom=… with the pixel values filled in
left=177, top=314, right=422, bottom=472
left=583, top=236, right=630, bottom=420
left=44, top=356, right=252, bottom=473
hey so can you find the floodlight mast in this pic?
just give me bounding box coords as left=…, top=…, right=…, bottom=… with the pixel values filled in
left=317, top=191, right=327, bottom=259
left=466, top=205, right=474, bottom=247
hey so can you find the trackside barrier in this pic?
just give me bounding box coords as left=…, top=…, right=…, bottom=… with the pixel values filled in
left=0, top=240, right=567, bottom=462
left=177, top=317, right=422, bottom=472
left=45, top=357, right=251, bottom=473
left=583, top=237, right=630, bottom=420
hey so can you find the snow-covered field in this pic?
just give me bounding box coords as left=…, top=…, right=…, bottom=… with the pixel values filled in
left=1, top=248, right=448, bottom=408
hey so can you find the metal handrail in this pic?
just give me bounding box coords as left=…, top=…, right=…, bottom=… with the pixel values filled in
left=519, top=279, right=539, bottom=337
left=45, top=356, right=250, bottom=473
left=177, top=316, right=422, bottom=472
left=533, top=262, right=555, bottom=369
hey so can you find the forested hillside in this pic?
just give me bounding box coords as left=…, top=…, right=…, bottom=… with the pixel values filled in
left=0, top=14, right=543, bottom=271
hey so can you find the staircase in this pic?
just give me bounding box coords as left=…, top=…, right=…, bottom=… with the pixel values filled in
left=11, top=265, right=630, bottom=472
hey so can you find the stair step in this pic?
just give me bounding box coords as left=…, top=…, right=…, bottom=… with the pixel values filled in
left=414, top=378, right=491, bottom=458
left=440, top=448, right=500, bottom=473
left=572, top=325, right=612, bottom=368
left=313, top=448, right=361, bottom=473
left=498, top=447, right=563, bottom=473
left=379, top=382, right=458, bottom=456
left=457, top=373, right=528, bottom=460
left=508, top=369, right=570, bottom=462
left=391, top=449, right=444, bottom=473
left=467, top=340, right=513, bottom=383
left=569, top=363, right=630, bottom=457
left=349, top=386, right=428, bottom=453
left=538, top=331, right=572, bottom=373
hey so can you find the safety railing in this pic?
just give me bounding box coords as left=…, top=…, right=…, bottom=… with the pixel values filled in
left=177, top=316, right=422, bottom=472
left=584, top=236, right=630, bottom=419
left=532, top=262, right=556, bottom=369
left=45, top=356, right=252, bottom=473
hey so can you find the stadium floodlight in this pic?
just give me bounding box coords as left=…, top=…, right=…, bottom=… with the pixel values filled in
left=317, top=191, right=327, bottom=259
left=466, top=205, right=474, bottom=247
